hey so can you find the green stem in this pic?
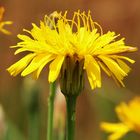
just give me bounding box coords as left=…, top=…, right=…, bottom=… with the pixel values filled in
left=47, top=82, right=56, bottom=140
left=65, top=95, right=77, bottom=140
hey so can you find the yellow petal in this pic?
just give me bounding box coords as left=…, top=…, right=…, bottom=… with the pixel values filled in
left=1, top=21, right=13, bottom=25
left=84, top=55, right=101, bottom=89
left=100, top=122, right=130, bottom=140
left=0, top=21, right=13, bottom=35
left=7, top=53, right=36, bottom=76
left=99, top=55, right=127, bottom=86
left=90, top=31, right=117, bottom=54
left=16, top=38, right=53, bottom=53
left=21, top=54, right=54, bottom=76
left=115, top=98, right=140, bottom=132
left=116, top=101, right=139, bottom=129
left=31, top=23, right=42, bottom=41
left=32, top=59, right=52, bottom=79
left=113, top=55, right=135, bottom=64
left=14, top=48, right=29, bottom=55
left=93, top=38, right=125, bottom=55
left=116, top=59, right=131, bottom=74
left=0, top=28, right=11, bottom=35
left=98, top=61, right=111, bottom=76
left=49, top=55, right=65, bottom=82
left=17, top=34, right=33, bottom=42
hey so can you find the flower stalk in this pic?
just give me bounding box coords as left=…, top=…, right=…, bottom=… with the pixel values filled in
left=47, top=82, right=56, bottom=140
left=60, top=57, right=84, bottom=140
left=65, top=95, right=77, bottom=140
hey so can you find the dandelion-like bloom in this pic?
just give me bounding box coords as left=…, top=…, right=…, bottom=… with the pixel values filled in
left=100, top=97, right=140, bottom=140
left=7, top=11, right=137, bottom=90
left=0, top=7, right=12, bottom=35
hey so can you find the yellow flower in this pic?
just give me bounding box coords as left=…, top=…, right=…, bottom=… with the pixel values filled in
left=7, top=11, right=137, bottom=89
left=0, top=7, right=12, bottom=35
left=100, top=97, right=140, bottom=140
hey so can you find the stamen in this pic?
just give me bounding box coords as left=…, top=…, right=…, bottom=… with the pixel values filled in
left=81, top=12, right=86, bottom=28
left=50, top=11, right=62, bottom=24
left=67, top=19, right=78, bottom=31
left=75, top=10, right=81, bottom=31
left=44, top=15, right=57, bottom=30
left=58, top=11, right=68, bottom=25
left=94, top=22, right=103, bottom=35
left=89, top=14, right=95, bottom=30
left=63, top=11, right=68, bottom=18
left=71, top=12, right=77, bottom=29
left=87, top=10, right=93, bottom=31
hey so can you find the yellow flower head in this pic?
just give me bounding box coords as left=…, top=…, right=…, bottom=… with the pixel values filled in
left=7, top=11, right=137, bottom=90
left=100, top=97, right=140, bottom=140
left=0, top=7, right=12, bottom=35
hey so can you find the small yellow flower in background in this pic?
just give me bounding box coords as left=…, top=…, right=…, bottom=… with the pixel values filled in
left=7, top=10, right=137, bottom=90
left=100, top=97, right=140, bottom=140
left=0, top=7, right=12, bottom=35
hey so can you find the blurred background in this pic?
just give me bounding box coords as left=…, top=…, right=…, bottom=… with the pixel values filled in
left=0, top=0, right=140, bottom=140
